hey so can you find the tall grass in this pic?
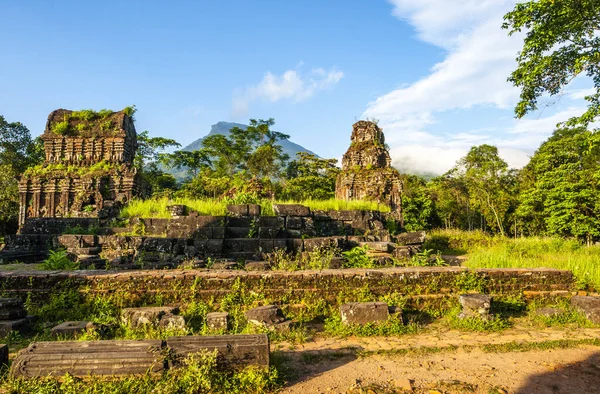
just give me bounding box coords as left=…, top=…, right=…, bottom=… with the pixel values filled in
left=120, top=197, right=389, bottom=219
left=463, top=236, right=600, bottom=291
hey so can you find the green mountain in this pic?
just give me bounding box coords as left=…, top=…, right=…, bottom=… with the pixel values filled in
left=166, top=121, right=317, bottom=181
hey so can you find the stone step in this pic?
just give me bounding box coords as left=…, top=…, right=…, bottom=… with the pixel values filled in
left=70, top=247, right=102, bottom=255
left=359, top=241, right=394, bottom=253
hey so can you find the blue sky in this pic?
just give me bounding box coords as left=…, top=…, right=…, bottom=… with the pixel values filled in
left=0, top=1, right=593, bottom=174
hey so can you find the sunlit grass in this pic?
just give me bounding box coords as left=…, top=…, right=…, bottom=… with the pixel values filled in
left=120, top=198, right=389, bottom=219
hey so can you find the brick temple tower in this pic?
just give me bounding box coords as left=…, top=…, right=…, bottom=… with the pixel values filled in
left=17, top=109, right=143, bottom=227
left=335, top=120, right=403, bottom=215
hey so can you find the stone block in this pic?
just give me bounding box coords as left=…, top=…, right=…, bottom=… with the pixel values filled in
left=272, top=239, right=287, bottom=251
left=158, top=313, right=186, bottom=330
left=227, top=204, right=248, bottom=217
left=224, top=238, right=259, bottom=252
left=206, top=239, right=223, bottom=255
left=226, top=227, right=253, bottom=238
left=0, top=298, right=24, bottom=309
left=258, top=239, right=274, bottom=253
left=303, top=237, right=342, bottom=252
left=286, top=238, right=304, bottom=252
left=392, top=246, right=411, bottom=260
left=340, top=302, right=389, bottom=325
left=286, top=216, right=303, bottom=230
left=228, top=217, right=253, bottom=227
left=206, top=312, right=229, bottom=330
left=50, top=321, right=96, bottom=337
left=245, top=305, right=285, bottom=327
left=121, top=306, right=179, bottom=329
left=273, top=204, right=310, bottom=217
left=359, top=241, right=393, bottom=252
left=259, top=216, right=283, bottom=228
left=458, top=294, right=491, bottom=319
left=211, top=227, right=226, bottom=239
left=11, top=340, right=164, bottom=378
left=0, top=318, right=30, bottom=337
left=247, top=204, right=261, bottom=217
left=167, top=334, right=269, bottom=369
left=571, top=296, right=600, bottom=324
left=396, top=231, right=426, bottom=246
left=245, top=261, right=271, bottom=271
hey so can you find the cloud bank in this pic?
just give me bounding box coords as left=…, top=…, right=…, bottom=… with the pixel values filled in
left=233, top=66, right=343, bottom=116
left=364, top=0, right=587, bottom=175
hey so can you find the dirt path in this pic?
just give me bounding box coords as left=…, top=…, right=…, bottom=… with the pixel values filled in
left=279, top=346, right=600, bottom=394
left=275, top=327, right=600, bottom=394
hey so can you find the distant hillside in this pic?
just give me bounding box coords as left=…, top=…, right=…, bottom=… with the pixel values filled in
left=166, top=121, right=317, bottom=181
left=182, top=121, right=316, bottom=158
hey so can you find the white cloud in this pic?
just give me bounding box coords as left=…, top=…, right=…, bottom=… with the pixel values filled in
left=569, top=87, right=596, bottom=100
left=233, top=66, right=343, bottom=116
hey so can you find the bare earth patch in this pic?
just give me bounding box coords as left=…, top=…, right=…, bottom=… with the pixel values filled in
left=279, top=346, right=600, bottom=394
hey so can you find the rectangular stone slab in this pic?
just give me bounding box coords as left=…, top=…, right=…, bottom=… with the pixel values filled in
left=167, top=334, right=269, bottom=369
left=11, top=340, right=164, bottom=378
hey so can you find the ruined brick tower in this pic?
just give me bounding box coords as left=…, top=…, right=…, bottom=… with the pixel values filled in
left=335, top=120, right=403, bottom=215
left=18, top=109, right=142, bottom=227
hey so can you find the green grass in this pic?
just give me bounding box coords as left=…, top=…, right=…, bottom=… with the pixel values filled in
left=120, top=197, right=389, bottom=219
left=463, top=236, right=600, bottom=290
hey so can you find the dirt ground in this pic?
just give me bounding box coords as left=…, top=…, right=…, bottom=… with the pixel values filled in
left=279, top=346, right=600, bottom=394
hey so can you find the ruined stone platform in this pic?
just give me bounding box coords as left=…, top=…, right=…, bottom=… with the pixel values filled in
left=0, top=267, right=573, bottom=308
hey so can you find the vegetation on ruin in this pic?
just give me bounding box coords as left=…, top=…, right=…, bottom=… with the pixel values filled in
left=48, top=106, right=137, bottom=137
left=22, top=160, right=124, bottom=179
left=119, top=197, right=390, bottom=219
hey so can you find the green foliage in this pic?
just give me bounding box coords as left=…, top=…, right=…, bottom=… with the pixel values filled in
left=70, top=109, right=97, bottom=121
left=324, top=314, right=420, bottom=337
left=40, top=249, right=78, bottom=271
left=503, top=0, right=600, bottom=125
left=517, top=127, right=600, bottom=243
left=464, top=235, right=600, bottom=291
left=22, top=160, right=122, bottom=179
left=282, top=152, right=340, bottom=201
left=97, top=109, right=114, bottom=119
left=400, top=174, right=435, bottom=231
left=453, top=270, right=486, bottom=292
left=342, top=246, right=374, bottom=268
left=444, top=306, right=510, bottom=332
left=52, top=120, right=71, bottom=135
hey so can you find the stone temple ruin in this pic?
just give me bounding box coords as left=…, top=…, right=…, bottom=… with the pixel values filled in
left=335, top=120, right=403, bottom=214
left=17, top=109, right=142, bottom=227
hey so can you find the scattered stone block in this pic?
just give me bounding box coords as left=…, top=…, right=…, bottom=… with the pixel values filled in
left=11, top=340, right=164, bottom=378
left=396, top=231, right=427, bottom=246
left=245, top=261, right=271, bottom=271
left=340, top=302, right=389, bottom=325
left=121, top=306, right=179, bottom=329
left=50, top=321, right=96, bottom=337
left=0, top=344, right=7, bottom=368
left=535, top=307, right=564, bottom=317
left=167, top=334, right=269, bottom=369
left=206, top=312, right=229, bottom=330
left=571, top=296, right=600, bottom=324
left=247, top=204, right=261, bottom=217
left=458, top=294, right=491, bottom=320
left=0, top=318, right=30, bottom=337
left=286, top=216, right=303, bottom=229
left=273, top=204, right=310, bottom=217
left=245, top=305, right=285, bottom=327
left=158, top=313, right=186, bottom=330
left=227, top=204, right=249, bottom=217
left=211, top=261, right=238, bottom=270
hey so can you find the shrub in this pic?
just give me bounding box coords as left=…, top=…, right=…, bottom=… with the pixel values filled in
left=52, top=121, right=70, bottom=135
left=41, top=249, right=78, bottom=270
left=342, top=246, right=373, bottom=268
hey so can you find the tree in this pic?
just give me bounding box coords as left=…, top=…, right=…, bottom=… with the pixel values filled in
left=399, top=175, right=435, bottom=231
left=134, top=130, right=181, bottom=171
left=450, top=145, right=517, bottom=236
left=504, top=1, right=600, bottom=125
left=281, top=152, right=340, bottom=200
left=160, top=149, right=210, bottom=178
left=517, top=127, right=600, bottom=243
left=0, top=115, right=44, bottom=172
left=0, top=164, right=19, bottom=234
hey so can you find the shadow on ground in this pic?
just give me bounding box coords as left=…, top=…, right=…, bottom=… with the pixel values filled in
left=515, top=352, right=600, bottom=394
left=272, top=347, right=360, bottom=386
